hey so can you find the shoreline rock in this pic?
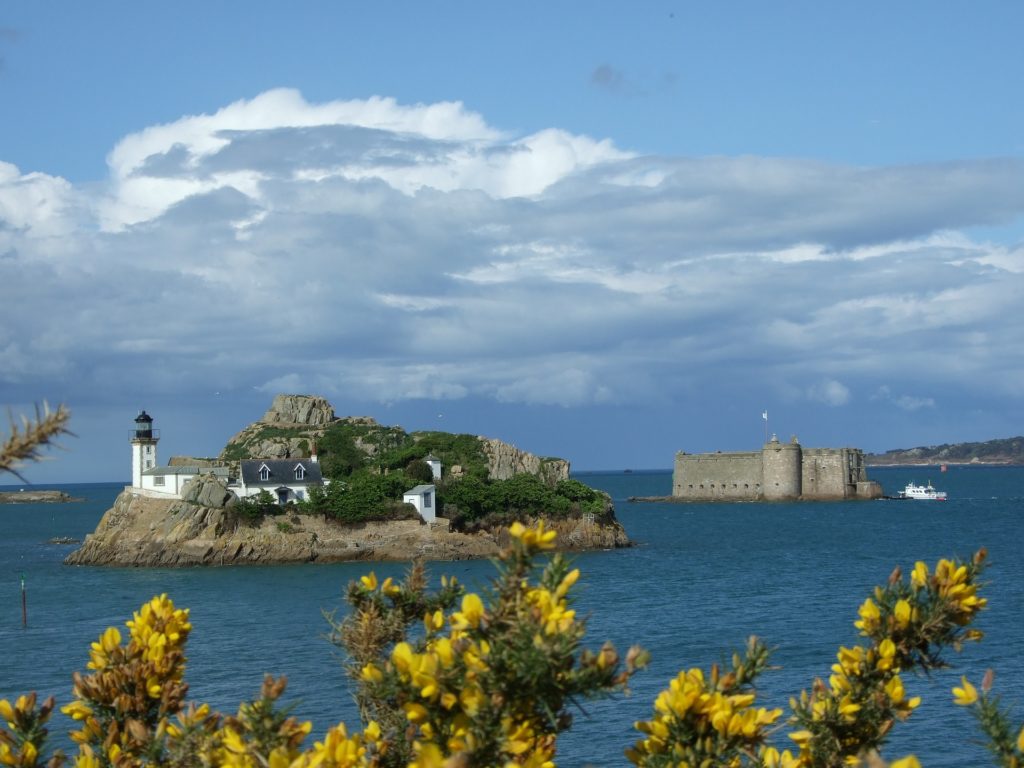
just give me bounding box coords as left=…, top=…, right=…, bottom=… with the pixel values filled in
left=65, top=483, right=631, bottom=568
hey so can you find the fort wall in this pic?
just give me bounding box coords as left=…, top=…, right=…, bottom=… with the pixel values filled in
left=673, top=436, right=881, bottom=502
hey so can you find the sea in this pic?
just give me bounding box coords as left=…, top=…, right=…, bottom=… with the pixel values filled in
left=1, top=466, right=1022, bottom=767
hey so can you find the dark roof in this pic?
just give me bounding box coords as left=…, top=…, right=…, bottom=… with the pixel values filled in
left=240, top=459, right=323, bottom=485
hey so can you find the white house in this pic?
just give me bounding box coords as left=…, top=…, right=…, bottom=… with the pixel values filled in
left=141, top=465, right=231, bottom=497
left=403, top=484, right=437, bottom=522
left=234, top=459, right=325, bottom=505
left=128, top=410, right=323, bottom=504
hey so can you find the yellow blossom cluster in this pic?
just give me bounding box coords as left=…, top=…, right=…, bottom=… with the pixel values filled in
left=785, top=551, right=988, bottom=768
left=0, top=693, right=54, bottom=768
left=627, top=637, right=781, bottom=767
left=60, top=594, right=193, bottom=766
left=351, top=520, right=640, bottom=767
left=2, top=533, right=1016, bottom=768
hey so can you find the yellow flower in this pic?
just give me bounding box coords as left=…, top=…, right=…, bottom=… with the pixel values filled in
left=61, top=701, right=93, bottom=721
left=424, top=609, right=444, bottom=634
left=381, top=576, right=401, bottom=596
left=451, top=593, right=485, bottom=630
left=509, top=521, right=557, bottom=551
left=360, top=664, right=383, bottom=683
left=893, top=599, right=912, bottom=629
left=1016, top=724, right=1024, bottom=752
left=876, top=638, right=897, bottom=671
left=911, top=561, right=929, bottom=588
left=0, top=699, right=14, bottom=726
left=854, top=598, right=881, bottom=634
left=952, top=676, right=978, bottom=706
left=403, top=702, right=429, bottom=723
left=890, top=757, right=921, bottom=768
left=359, top=572, right=378, bottom=591
left=788, top=730, right=813, bottom=746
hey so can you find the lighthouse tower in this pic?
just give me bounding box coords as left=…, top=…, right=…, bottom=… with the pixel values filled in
left=130, top=410, right=159, bottom=488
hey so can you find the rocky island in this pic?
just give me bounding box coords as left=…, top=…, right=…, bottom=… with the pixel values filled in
left=0, top=489, right=83, bottom=504
left=66, top=395, right=629, bottom=567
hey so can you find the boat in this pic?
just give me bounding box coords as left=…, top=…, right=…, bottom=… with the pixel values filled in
left=899, top=481, right=948, bottom=501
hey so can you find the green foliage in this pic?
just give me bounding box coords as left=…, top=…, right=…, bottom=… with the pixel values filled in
left=233, top=489, right=283, bottom=521
left=404, top=459, right=434, bottom=484
left=303, top=473, right=420, bottom=523
left=441, top=473, right=610, bottom=531
left=317, top=424, right=368, bottom=479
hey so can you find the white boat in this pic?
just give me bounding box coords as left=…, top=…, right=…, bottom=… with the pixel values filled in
left=900, top=481, right=947, bottom=501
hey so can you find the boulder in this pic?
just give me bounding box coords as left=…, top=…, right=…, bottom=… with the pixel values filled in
left=262, top=395, right=335, bottom=426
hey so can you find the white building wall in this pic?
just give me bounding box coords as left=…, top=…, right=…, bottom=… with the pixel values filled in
left=131, top=440, right=158, bottom=488
left=403, top=485, right=437, bottom=522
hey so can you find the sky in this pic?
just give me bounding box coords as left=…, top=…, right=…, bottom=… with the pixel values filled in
left=2, top=2, right=1023, bottom=484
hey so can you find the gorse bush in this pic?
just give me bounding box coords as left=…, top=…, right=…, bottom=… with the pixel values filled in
left=2, top=529, right=1020, bottom=768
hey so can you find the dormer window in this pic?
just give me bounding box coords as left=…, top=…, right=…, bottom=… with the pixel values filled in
left=294, top=464, right=306, bottom=481
left=259, top=464, right=270, bottom=482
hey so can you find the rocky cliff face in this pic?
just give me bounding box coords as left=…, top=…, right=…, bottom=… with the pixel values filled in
left=65, top=476, right=630, bottom=567
left=262, top=394, right=336, bottom=426
left=478, top=438, right=569, bottom=483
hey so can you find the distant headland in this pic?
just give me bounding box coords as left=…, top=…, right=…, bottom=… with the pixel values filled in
left=865, top=436, right=1024, bottom=466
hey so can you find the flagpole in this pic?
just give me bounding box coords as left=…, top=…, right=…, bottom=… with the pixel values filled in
left=762, top=410, right=768, bottom=444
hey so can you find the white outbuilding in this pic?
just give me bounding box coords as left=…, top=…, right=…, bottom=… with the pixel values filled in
left=403, top=484, right=437, bottom=522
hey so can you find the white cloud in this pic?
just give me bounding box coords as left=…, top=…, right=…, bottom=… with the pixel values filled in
left=95, top=89, right=631, bottom=230
left=2, top=88, right=1024, bottom=439
left=807, top=379, right=851, bottom=406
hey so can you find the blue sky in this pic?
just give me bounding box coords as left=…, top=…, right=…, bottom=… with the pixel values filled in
left=2, top=2, right=1023, bottom=483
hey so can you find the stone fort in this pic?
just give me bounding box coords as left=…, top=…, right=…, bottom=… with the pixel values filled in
left=673, top=435, right=882, bottom=501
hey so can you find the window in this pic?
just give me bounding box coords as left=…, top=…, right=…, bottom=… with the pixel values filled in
left=259, top=466, right=270, bottom=482
left=296, top=490, right=304, bottom=500
left=295, top=465, right=306, bottom=481
left=423, top=492, right=432, bottom=509
left=154, top=476, right=165, bottom=486
left=145, top=460, right=152, bottom=469
left=145, top=446, right=152, bottom=455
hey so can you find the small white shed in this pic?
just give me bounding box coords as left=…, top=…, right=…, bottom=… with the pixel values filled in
left=403, top=483, right=437, bottom=522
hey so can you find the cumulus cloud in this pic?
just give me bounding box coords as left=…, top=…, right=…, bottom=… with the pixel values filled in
left=2, top=88, right=1024, bottom=447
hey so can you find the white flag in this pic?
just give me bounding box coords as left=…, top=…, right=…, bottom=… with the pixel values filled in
left=762, top=410, right=768, bottom=421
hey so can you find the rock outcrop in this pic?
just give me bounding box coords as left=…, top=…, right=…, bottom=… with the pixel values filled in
left=65, top=476, right=629, bottom=567
left=261, top=394, right=336, bottom=426
left=478, top=438, right=569, bottom=484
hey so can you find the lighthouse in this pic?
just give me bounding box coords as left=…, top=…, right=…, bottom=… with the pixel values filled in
left=130, top=410, right=159, bottom=488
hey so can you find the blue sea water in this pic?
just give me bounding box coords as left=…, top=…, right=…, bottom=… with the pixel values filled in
left=1, top=467, right=1022, bottom=766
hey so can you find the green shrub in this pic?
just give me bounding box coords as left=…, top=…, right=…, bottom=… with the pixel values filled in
left=303, top=472, right=419, bottom=523
left=233, top=490, right=282, bottom=522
